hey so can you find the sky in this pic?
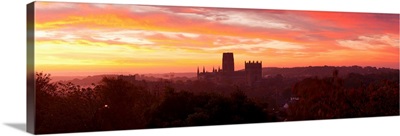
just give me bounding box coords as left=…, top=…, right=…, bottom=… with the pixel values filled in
left=33, top=2, right=399, bottom=76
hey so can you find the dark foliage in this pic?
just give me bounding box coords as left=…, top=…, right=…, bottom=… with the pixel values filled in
left=34, top=72, right=273, bottom=134
left=34, top=69, right=399, bottom=134
left=147, top=89, right=271, bottom=128
left=288, top=71, right=399, bottom=120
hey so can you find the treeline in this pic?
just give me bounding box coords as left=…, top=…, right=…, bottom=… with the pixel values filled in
left=286, top=71, right=399, bottom=120
left=35, top=72, right=275, bottom=134
left=34, top=70, right=399, bottom=134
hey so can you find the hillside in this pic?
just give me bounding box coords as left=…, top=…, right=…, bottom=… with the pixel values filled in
left=262, top=66, right=398, bottom=78
left=55, top=65, right=398, bottom=86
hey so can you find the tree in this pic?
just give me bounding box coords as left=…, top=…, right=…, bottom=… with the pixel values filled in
left=288, top=72, right=399, bottom=121
left=93, top=77, right=154, bottom=130
left=147, top=89, right=271, bottom=128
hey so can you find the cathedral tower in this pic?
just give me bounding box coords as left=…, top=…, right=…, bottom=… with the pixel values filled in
left=222, top=52, right=234, bottom=73
left=245, top=61, right=262, bottom=85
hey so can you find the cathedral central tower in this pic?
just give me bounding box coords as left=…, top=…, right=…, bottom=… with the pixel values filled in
left=222, top=52, right=234, bottom=73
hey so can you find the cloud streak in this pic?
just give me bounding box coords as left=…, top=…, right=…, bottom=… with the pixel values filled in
left=34, top=2, right=400, bottom=75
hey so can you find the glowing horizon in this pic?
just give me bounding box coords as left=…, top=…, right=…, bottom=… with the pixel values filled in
left=34, top=2, right=399, bottom=76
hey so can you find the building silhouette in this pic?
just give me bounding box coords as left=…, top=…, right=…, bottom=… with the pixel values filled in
left=245, top=61, right=262, bottom=85
left=197, top=52, right=263, bottom=85
left=222, top=52, right=234, bottom=73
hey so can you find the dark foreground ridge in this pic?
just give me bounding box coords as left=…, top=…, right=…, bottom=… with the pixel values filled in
left=33, top=66, right=399, bottom=134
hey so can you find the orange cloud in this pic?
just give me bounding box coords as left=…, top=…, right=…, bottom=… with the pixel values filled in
left=34, top=2, right=399, bottom=76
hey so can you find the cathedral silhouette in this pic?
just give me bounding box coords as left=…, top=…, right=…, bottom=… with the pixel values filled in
left=197, top=52, right=263, bottom=85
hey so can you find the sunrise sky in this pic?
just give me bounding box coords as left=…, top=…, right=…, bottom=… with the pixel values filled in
left=34, top=2, right=399, bottom=76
